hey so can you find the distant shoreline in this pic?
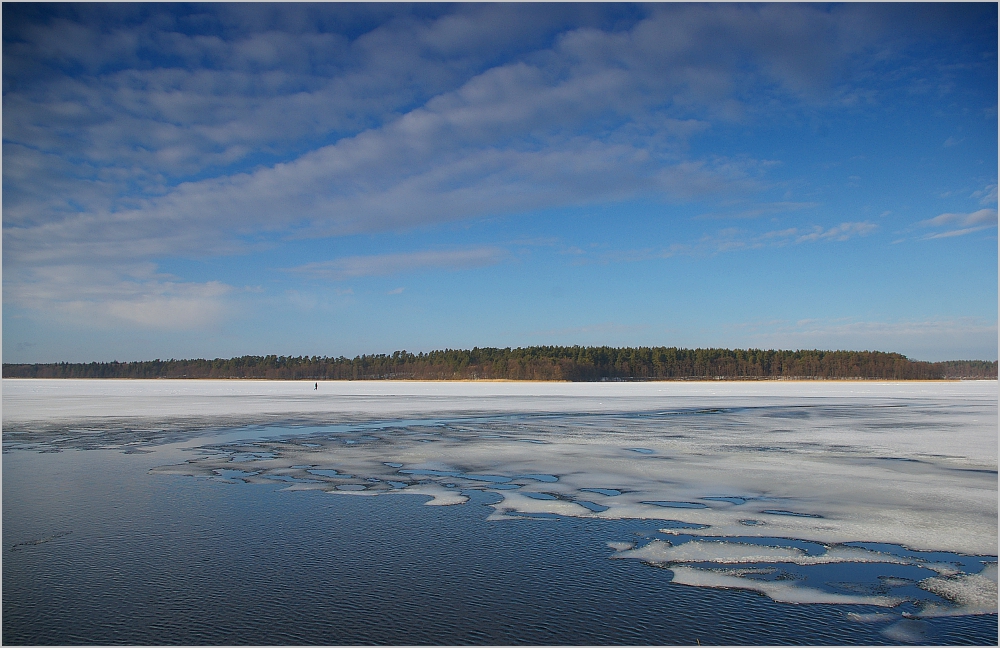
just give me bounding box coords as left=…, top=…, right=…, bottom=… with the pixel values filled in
left=4, top=347, right=996, bottom=381
left=3, top=376, right=996, bottom=383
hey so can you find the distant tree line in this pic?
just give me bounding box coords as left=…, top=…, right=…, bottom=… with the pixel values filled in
left=3, top=347, right=997, bottom=380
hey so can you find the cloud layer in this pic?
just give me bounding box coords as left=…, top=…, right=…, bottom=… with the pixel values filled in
left=291, top=247, right=507, bottom=280
left=3, top=4, right=931, bottom=267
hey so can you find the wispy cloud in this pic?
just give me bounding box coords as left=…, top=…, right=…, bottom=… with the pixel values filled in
left=695, top=201, right=819, bottom=220
left=3, top=264, right=233, bottom=330
left=290, top=247, right=507, bottom=280
left=569, top=221, right=875, bottom=265
left=793, top=221, right=877, bottom=243
left=702, top=221, right=877, bottom=252
left=971, top=184, right=997, bottom=206
left=918, top=209, right=997, bottom=239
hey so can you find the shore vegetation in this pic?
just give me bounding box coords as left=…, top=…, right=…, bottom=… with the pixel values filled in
left=4, top=348, right=997, bottom=381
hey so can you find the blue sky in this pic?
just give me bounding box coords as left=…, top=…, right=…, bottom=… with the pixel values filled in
left=3, top=2, right=997, bottom=363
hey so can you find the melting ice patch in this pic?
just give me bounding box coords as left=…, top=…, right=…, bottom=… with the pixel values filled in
left=609, top=539, right=919, bottom=566
left=915, top=563, right=998, bottom=617
left=667, top=565, right=904, bottom=607
left=610, top=539, right=997, bottom=615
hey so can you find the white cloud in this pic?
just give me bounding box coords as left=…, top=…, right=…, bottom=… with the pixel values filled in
left=290, top=247, right=507, bottom=280
left=794, top=221, right=877, bottom=243
left=918, top=209, right=997, bottom=239
left=568, top=220, right=874, bottom=265
left=700, top=221, right=876, bottom=252
left=920, top=209, right=997, bottom=228
left=3, top=264, right=233, bottom=330
left=971, top=184, right=997, bottom=206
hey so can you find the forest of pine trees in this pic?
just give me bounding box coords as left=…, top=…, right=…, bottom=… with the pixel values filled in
left=4, top=347, right=997, bottom=380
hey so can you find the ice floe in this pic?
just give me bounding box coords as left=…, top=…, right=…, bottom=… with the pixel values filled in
left=915, top=563, right=998, bottom=617
left=667, top=565, right=905, bottom=606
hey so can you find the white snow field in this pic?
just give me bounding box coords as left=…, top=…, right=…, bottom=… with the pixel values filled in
left=4, top=378, right=996, bottom=616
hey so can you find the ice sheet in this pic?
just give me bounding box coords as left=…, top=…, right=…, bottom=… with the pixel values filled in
left=5, top=379, right=997, bottom=465
left=4, top=378, right=996, bottom=616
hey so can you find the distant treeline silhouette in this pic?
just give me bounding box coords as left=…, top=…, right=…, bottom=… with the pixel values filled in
left=4, top=347, right=997, bottom=381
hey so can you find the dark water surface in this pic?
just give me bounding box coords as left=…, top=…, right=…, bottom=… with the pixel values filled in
left=3, top=447, right=996, bottom=645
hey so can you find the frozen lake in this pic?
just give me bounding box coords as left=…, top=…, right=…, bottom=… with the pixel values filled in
left=3, top=379, right=997, bottom=644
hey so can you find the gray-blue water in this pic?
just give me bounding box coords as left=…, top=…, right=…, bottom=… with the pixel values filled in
left=3, top=430, right=996, bottom=645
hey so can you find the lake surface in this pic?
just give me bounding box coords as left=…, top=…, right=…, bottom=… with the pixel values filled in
left=3, top=380, right=997, bottom=645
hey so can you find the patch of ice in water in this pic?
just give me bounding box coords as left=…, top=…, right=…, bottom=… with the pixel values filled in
left=668, top=565, right=905, bottom=606
left=399, top=469, right=461, bottom=477
left=881, top=618, right=931, bottom=642
left=703, top=496, right=747, bottom=505
left=611, top=540, right=940, bottom=570
left=607, top=541, right=635, bottom=551
left=581, top=488, right=621, bottom=496
left=763, top=509, right=823, bottom=518
left=307, top=469, right=344, bottom=478
left=400, top=484, right=469, bottom=506
left=847, top=612, right=897, bottom=623
left=463, top=474, right=512, bottom=483
left=658, top=521, right=709, bottom=530
left=915, top=563, right=998, bottom=617
left=230, top=452, right=275, bottom=462
left=336, top=484, right=366, bottom=491
left=517, top=474, right=558, bottom=482
left=264, top=474, right=318, bottom=484
left=608, top=538, right=1000, bottom=612
left=489, top=491, right=597, bottom=519
left=214, top=469, right=258, bottom=480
